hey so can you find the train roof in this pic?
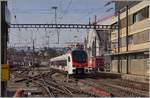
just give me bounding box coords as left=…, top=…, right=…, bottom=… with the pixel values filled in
left=50, top=49, right=86, bottom=61
left=50, top=53, right=70, bottom=61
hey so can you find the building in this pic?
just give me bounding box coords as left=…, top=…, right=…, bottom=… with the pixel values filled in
left=84, top=17, right=112, bottom=71
left=85, top=30, right=110, bottom=57
left=110, top=1, right=149, bottom=76
left=114, top=1, right=141, bottom=15
left=84, top=14, right=115, bottom=57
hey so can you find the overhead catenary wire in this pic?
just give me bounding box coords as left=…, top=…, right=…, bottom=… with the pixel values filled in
left=55, top=0, right=73, bottom=44
left=72, top=0, right=115, bottom=24
left=9, top=32, right=30, bottom=43
left=9, top=33, right=31, bottom=48
left=11, top=8, right=105, bottom=15
left=9, top=0, right=115, bottom=48
left=59, top=0, right=72, bottom=23
left=76, top=7, right=109, bottom=23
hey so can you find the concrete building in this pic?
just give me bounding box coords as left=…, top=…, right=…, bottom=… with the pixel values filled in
left=114, top=1, right=141, bottom=15
left=110, top=1, right=149, bottom=76
left=84, top=1, right=149, bottom=75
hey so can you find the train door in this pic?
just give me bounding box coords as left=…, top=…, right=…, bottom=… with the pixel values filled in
left=67, top=55, right=73, bottom=74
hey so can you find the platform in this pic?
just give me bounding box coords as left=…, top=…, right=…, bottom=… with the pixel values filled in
left=96, top=72, right=149, bottom=84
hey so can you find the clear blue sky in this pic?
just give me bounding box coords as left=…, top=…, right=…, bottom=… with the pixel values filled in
left=8, top=0, right=114, bottom=48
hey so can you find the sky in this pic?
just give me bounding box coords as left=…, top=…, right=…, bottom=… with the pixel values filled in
left=8, top=0, right=114, bottom=48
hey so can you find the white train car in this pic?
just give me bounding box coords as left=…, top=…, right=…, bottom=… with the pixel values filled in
left=50, top=49, right=88, bottom=75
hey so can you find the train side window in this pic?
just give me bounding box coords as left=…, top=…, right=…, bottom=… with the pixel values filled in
left=68, top=57, right=70, bottom=62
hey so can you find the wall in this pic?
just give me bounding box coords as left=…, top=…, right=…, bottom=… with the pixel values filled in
left=110, top=1, right=149, bottom=76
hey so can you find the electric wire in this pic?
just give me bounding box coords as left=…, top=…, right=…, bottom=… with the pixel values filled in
left=59, top=0, right=73, bottom=23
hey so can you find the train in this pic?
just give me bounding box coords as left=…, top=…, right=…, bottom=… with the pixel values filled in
left=49, top=49, right=88, bottom=75
left=86, top=56, right=104, bottom=72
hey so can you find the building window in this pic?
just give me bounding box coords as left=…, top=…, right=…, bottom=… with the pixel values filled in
left=129, top=54, right=136, bottom=59
left=111, top=39, right=118, bottom=49
left=120, top=55, right=126, bottom=60
left=133, top=11, right=143, bottom=23
left=144, top=53, right=149, bottom=58
left=120, top=36, right=126, bottom=47
left=133, top=6, right=149, bottom=23
left=112, top=56, right=118, bottom=60
left=136, top=54, right=144, bottom=59
left=128, top=35, right=133, bottom=44
left=133, top=30, right=149, bottom=44
left=120, top=18, right=126, bottom=29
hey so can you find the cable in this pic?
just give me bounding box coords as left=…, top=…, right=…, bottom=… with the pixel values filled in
left=59, top=0, right=72, bottom=23
left=10, top=32, right=28, bottom=41
left=11, top=8, right=53, bottom=12
left=73, top=6, right=106, bottom=23
left=51, top=0, right=73, bottom=44
left=86, top=0, right=90, bottom=18
left=12, top=12, right=54, bottom=15
left=9, top=33, right=31, bottom=47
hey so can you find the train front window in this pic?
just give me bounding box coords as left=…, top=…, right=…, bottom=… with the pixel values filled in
left=72, top=50, right=87, bottom=63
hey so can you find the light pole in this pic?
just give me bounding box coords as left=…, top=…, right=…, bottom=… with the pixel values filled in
left=52, top=6, right=59, bottom=44
left=52, top=6, right=57, bottom=24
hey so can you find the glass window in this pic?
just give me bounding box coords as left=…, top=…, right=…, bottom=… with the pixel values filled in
left=128, top=35, right=133, bottom=44
left=72, top=50, right=87, bottom=63
left=133, top=6, right=149, bottom=23
left=129, top=55, right=136, bottom=59
left=120, top=18, right=126, bottom=28
left=136, top=54, right=144, bottom=59
left=121, top=56, right=126, bottom=60
left=111, top=39, right=118, bottom=49
left=133, top=30, right=149, bottom=44
left=144, top=54, right=149, bottom=58
left=112, top=56, right=118, bottom=60
left=120, top=37, right=126, bottom=47
left=133, top=12, right=143, bottom=23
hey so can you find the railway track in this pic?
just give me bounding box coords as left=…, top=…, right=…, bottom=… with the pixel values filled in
left=37, top=70, right=97, bottom=97
left=12, top=68, right=97, bottom=97
left=42, top=68, right=149, bottom=97
left=45, top=73, right=98, bottom=97
left=11, top=67, right=149, bottom=97
left=12, top=70, right=51, bottom=96
left=111, top=79, right=149, bottom=91
left=77, top=76, right=149, bottom=97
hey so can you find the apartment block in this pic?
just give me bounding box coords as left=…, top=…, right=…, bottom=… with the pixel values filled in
left=110, top=1, right=149, bottom=76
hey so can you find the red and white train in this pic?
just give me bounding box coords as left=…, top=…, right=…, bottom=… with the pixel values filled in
left=87, top=56, right=104, bottom=71
left=49, top=49, right=88, bottom=75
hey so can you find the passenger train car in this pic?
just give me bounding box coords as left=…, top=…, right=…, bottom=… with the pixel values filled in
left=87, top=56, right=104, bottom=71
left=49, top=49, right=88, bottom=75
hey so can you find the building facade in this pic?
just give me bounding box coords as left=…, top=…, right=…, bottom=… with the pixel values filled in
left=84, top=25, right=111, bottom=71
left=84, top=29, right=110, bottom=58
left=110, top=1, right=149, bottom=76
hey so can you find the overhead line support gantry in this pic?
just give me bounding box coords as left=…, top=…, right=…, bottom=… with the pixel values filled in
left=10, top=24, right=118, bottom=30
